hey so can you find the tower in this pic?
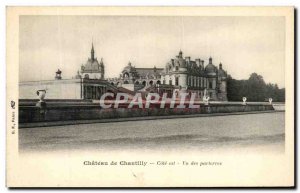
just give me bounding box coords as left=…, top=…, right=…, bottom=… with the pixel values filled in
left=176, top=50, right=187, bottom=90
left=178, top=50, right=183, bottom=58
left=80, top=42, right=105, bottom=80
left=91, top=43, right=95, bottom=61
left=100, top=58, right=105, bottom=79
left=204, top=57, right=217, bottom=100
left=217, top=62, right=228, bottom=101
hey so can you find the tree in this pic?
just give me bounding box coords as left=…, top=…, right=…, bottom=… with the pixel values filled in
left=227, top=73, right=285, bottom=102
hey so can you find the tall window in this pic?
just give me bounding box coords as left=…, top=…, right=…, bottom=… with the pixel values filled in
left=201, top=77, right=203, bottom=87
left=209, top=81, right=213, bottom=89
left=169, top=79, right=172, bottom=85
left=175, top=77, right=179, bottom=86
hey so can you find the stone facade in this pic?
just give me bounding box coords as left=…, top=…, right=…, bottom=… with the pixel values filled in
left=161, top=51, right=228, bottom=101
left=19, top=79, right=117, bottom=100
left=19, top=46, right=228, bottom=101
left=108, top=62, right=163, bottom=90
left=107, top=50, right=228, bottom=101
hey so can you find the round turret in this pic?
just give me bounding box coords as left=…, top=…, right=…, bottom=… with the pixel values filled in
left=175, top=50, right=187, bottom=68
left=218, top=63, right=227, bottom=78
left=205, top=57, right=217, bottom=75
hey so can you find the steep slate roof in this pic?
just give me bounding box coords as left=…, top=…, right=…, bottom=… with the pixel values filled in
left=135, top=68, right=163, bottom=78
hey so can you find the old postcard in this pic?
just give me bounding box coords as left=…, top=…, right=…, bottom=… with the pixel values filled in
left=6, top=6, right=294, bottom=187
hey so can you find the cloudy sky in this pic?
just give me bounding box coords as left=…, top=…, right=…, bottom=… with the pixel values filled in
left=20, top=16, right=285, bottom=87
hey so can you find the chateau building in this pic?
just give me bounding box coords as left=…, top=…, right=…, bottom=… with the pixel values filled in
left=19, top=45, right=228, bottom=101
left=160, top=51, right=228, bottom=101
left=108, top=62, right=163, bottom=91
left=108, top=50, right=228, bottom=101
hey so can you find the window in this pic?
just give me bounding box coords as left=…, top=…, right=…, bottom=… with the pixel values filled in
left=169, top=79, right=172, bottom=85
left=175, top=66, right=179, bottom=71
left=201, top=77, right=203, bottom=87
left=209, top=81, right=213, bottom=89
left=175, top=77, right=179, bottom=86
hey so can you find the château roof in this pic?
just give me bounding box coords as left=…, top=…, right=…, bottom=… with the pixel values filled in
left=205, top=57, right=217, bottom=74
left=122, top=62, right=163, bottom=79
left=83, top=58, right=101, bottom=71
left=135, top=67, right=163, bottom=78
left=218, top=63, right=227, bottom=77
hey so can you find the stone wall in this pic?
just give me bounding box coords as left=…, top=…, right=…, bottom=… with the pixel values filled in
left=19, top=79, right=82, bottom=99
left=19, top=101, right=274, bottom=124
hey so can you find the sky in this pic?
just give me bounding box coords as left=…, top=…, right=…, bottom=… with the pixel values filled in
left=19, top=16, right=285, bottom=88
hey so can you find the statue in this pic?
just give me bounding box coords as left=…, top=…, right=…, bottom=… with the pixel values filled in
left=203, top=89, right=210, bottom=106
left=269, top=98, right=273, bottom=105
left=242, top=97, right=247, bottom=105
left=36, top=89, right=47, bottom=117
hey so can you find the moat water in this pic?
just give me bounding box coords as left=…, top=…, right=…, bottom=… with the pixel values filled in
left=19, top=112, right=285, bottom=154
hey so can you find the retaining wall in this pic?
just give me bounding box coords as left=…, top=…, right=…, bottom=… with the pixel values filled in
left=19, top=101, right=274, bottom=123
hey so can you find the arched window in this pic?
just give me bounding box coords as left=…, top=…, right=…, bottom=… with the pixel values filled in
left=123, top=72, right=129, bottom=78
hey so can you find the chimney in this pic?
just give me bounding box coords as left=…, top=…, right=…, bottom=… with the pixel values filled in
left=195, top=59, right=201, bottom=67
left=209, top=57, right=212, bottom=64
left=171, top=59, right=174, bottom=65
left=185, top=56, right=191, bottom=62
